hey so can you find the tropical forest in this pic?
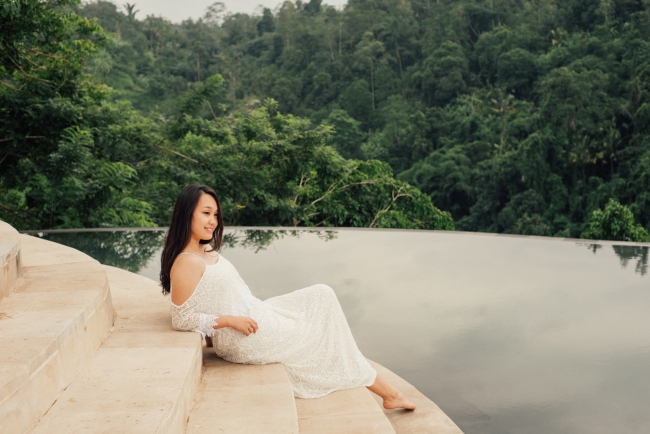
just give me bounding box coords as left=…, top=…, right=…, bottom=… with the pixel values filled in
left=1, top=0, right=649, bottom=241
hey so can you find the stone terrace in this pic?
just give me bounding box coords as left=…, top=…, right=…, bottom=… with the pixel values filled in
left=0, top=221, right=463, bottom=433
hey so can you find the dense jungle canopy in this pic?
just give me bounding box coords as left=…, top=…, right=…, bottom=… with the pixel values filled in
left=1, top=0, right=649, bottom=240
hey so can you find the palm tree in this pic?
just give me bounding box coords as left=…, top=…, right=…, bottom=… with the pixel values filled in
left=124, top=3, right=139, bottom=21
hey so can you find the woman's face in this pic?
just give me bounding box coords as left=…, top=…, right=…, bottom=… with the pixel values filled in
left=191, top=193, right=219, bottom=241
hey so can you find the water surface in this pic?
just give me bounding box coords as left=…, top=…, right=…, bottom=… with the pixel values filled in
left=29, top=228, right=650, bottom=434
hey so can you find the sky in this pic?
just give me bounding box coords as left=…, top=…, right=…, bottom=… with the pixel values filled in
left=100, top=0, right=348, bottom=23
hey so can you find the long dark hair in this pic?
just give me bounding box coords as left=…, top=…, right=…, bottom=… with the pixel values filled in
left=160, top=184, right=224, bottom=294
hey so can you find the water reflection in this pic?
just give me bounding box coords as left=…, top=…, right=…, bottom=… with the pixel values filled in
left=37, top=230, right=165, bottom=272
left=580, top=243, right=649, bottom=276
left=31, top=228, right=337, bottom=274
left=223, top=229, right=337, bottom=253
left=613, top=246, right=648, bottom=276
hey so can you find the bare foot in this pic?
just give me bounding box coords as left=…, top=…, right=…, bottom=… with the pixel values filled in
left=383, top=390, right=416, bottom=411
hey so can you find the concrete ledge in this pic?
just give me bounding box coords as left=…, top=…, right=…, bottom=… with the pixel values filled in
left=0, top=222, right=21, bottom=302
left=368, top=360, right=464, bottom=434
left=30, top=266, right=202, bottom=434
left=18, top=234, right=95, bottom=269
left=0, top=235, right=114, bottom=434
left=296, top=386, right=395, bottom=434
left=12, top=227, right=462, bottom=434
left=188, top=348, right=299, bottom=434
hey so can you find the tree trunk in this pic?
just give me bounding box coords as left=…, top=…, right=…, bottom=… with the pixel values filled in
left=338, top=21, right=342, bottom=57
left=370, top=60, right=375, bottom=110
left=396, top=46, right=403, bottom=75
left=328, top=35, right=334, bottom=62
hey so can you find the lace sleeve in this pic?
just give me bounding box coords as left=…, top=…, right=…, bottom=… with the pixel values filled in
left=171, top=305, right=218, bottom=338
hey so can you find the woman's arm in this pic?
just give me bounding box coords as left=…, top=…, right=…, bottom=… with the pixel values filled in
left=171, top=309, right=218, bottom=336
left=171, top=312, right=259, bottom=337
left=214, top=315, right=258, bottom=336
left=170, top=256, right=258, bottom=336
left=170, top=254, right=204, bottom=306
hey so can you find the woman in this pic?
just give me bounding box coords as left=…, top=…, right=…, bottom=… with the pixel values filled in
left=160, top=184, right=415, bottom=409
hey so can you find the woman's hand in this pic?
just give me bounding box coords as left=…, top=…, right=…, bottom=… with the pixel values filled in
left=219, top=315, right=258, bottom=336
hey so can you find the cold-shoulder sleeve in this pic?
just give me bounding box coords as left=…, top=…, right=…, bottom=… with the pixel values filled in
left=171, top=303, right=218, bottom=337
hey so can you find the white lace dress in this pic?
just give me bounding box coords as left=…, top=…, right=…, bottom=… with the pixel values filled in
left=170, top=252, right=377, bottom=398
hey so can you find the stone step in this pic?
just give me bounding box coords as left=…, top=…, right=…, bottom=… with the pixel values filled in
left=0, top=222, right=21, bottom=302
left=187, top=348, right=299, bottom=434
left=30, top=265, right=202, bottom=434
left=367, top=360, right=464, bottom=434
left=0, top=234, right=114, bottom=434
left=296, top=385, right=395, bottom=434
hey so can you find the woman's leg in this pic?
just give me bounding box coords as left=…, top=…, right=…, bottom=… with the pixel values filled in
left=367, top=374, right=416, bottom=410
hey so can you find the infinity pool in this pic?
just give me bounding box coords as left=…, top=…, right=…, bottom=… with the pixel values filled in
left=27, top=228, right=650, bottom=434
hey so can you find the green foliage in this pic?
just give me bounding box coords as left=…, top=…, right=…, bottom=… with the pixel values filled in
left=340, top=80, right=373, bottom=127
left=1, top=0, right=104, bottom=84
left=0, top=1, right=453, bottom=232
left=63, top=0, right=650, bottom=238
left=0, top=0, right=158, bottom=229
left=420, top=41, right=469, bottom=105
left=176, top=74, right=225, bottom=117
left=323, top=109, right=365, bottom=160
left=148, top=99, right=454, bottom=230
left=7, top=0, right=650, bottom=238
left=257, top=8, right=275, bottom=35
left=581, top=199, right=649, bottom=242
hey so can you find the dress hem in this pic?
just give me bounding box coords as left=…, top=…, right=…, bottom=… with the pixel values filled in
left=292, top=367, right=378, bottom=399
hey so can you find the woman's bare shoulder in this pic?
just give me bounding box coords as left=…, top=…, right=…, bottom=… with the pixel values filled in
left=170, top=254, right=205, bottom=306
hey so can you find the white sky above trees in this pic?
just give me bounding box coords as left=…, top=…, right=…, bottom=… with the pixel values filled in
left=100, top=0, right=348, bottom=22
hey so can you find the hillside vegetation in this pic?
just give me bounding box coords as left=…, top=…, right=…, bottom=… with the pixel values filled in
left=0, top=0, right=453, bottom=231
left=72, top=0, right=650, bottom=238
left=2, top=0, right=649, bottom=241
